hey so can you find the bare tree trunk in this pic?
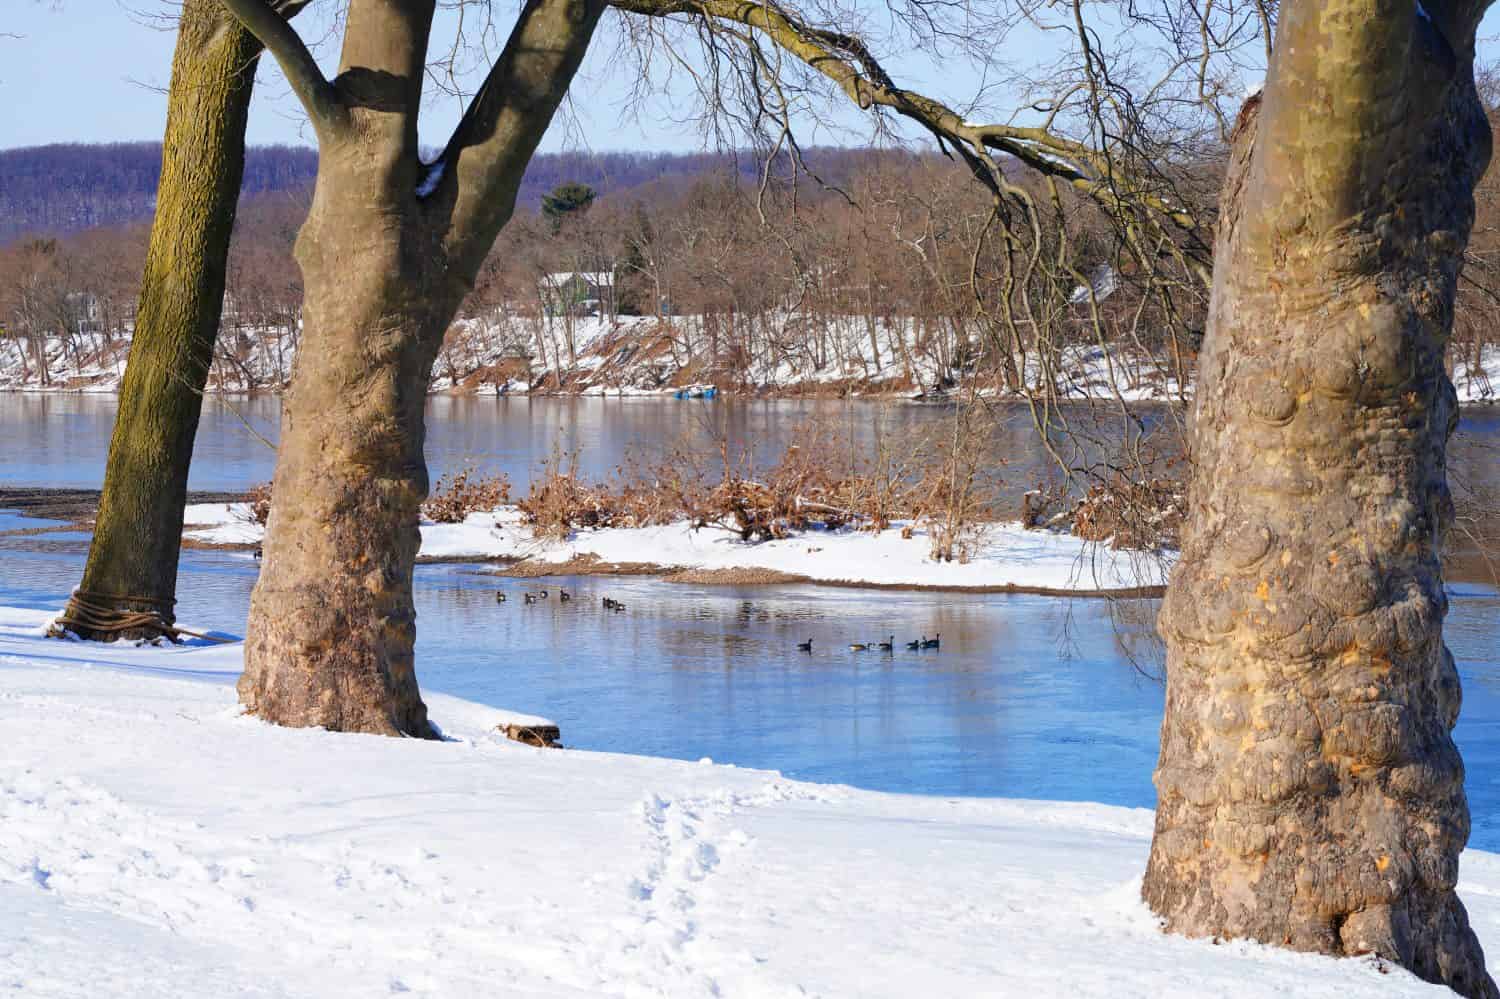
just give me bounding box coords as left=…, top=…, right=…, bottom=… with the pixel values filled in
left=28, top=332, right=48, bottom=386
left=226, top=0, right=604, bottom=735
left=562, top=307, right=577, bottom=366
left=1143, top=3, right=1497, bottom=994
left=238, top=175, right=454, bottom=734
left=61, top=0, right=284, bottom=640
left=8, top=334, right=31, bottom=382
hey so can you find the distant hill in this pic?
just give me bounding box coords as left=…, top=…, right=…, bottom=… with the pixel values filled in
left=0, top=143, right=319, bottom=244
left=0, top=142, right=932, bottom=245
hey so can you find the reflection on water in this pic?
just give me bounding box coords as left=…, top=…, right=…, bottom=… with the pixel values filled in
left=4, top=392, right=1493, bottom=490
left=0, top=392, right=1151, bottom=495
left=5, top=391, right=1494, bottom=574
left=2, top=531, right=1498, bottom=849
left=0, top=536, right=1165, bottom=802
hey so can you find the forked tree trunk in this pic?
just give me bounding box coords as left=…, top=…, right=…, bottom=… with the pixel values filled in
left=62, top=1, right=268, bottom=640
left=227, top=0, right=604, bottom=736
left=1143, top=3, right=1498, bottom=994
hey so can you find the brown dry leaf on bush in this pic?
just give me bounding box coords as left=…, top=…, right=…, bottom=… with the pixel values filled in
left=241, top=482, right=274, bottom=525
left=518, top=471, right=613, bottom=538
left=903, top=401, right=1004, bottom=562
left=1070, top=476, right=1184, bottom=550
left=422, top=467, right=512, bottom=524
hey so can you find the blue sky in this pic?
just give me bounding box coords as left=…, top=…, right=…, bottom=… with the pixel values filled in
left=5, top=0, right=971, bottom=152
left=7, top=2, right=1500, bottom=154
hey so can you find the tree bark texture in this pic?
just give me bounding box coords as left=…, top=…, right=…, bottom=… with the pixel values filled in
left=63, top=1, right=264, bottom=640
left=237, top=180, right=456, bottom=736
left=232, top=0, right=603, bottom=736
left=1143, top=3, right=1498, bottom=995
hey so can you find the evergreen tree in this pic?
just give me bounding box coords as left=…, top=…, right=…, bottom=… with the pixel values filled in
left=540, top=181, right=597, bottom=233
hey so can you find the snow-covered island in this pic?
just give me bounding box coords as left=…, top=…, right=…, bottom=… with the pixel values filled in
left=2, top=604, right=1494, bottom=997
left=182, top=503, right=1173, bottom=594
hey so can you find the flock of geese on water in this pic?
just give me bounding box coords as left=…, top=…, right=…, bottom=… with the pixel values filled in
left=494, top=587, right=942, bottom=651
left=797, top=635, right=941, bottom=653
left=496, top=588, right=628, bottom=612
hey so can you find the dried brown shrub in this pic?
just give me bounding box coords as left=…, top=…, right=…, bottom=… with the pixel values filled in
left=422, top=467, right=512, bottom=523
left=1071, top=475, right=1184, bottom=550
left=689, top=440, right=833, bottom=541
left=1020, top=481, right=1073, bottom=530
left=607, top=469, right=693, bottom=528
left=905, top=401, right=1003, bottom=562
left=674, top=415, right=934, bottom=542
left=512, top=407, right=1013, bottom=563
left=517, top=448, right=614, bottom=538
left=517, top=441, right=703, bottom=538
left=518, top=472, right=614, bottom=537
left=245, top=481, right=274, bottom=525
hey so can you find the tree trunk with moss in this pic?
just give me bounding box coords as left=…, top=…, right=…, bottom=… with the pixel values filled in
left=1143, top=2, right=1498, bottom=995
left=60, top=1, right=270, bottom=641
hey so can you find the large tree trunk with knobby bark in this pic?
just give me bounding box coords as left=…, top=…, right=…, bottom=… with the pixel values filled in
left=237, top=153, right=459, bottom=736
left=60, top=1, right=273, bottom=641
left=1143, top=2, right=1498, bottom=995
left=227, top=0, right=603, bottom=736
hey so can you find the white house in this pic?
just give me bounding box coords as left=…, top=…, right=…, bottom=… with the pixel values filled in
left=539, top=271, right=615, bottom=317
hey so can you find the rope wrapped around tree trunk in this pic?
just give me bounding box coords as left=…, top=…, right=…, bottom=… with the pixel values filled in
left=50, top=589, right=237, bottom=644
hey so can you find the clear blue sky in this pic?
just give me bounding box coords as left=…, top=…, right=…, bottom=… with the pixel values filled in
left=7, top=2, right=1500, bottom=154
left=4, top=0, right=971, bottom=152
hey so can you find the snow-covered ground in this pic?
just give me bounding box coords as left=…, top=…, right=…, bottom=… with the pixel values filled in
left=11, top=315, right=1498, bottom=404
left=182, top=503, right=1171, bottom=592
left=426, top=313, right=1187, bottom=402
left=2, top=605, right=1495, bottom=997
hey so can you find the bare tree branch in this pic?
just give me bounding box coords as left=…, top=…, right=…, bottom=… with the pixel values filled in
left=427, top=0, right=608, bottom=272
left=219, top=0, right=348, bottom=134
left=611, top=0, right=1212, bottom=281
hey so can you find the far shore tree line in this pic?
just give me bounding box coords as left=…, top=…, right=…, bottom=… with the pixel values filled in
left=9, top=130, right=1499, bottom=399
left=5, top=155, right=1178, bottom=395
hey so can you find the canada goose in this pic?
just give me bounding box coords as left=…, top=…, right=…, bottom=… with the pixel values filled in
left=922, top=634, right=941, bottom=650
left=878, top=636, right=894, bottom=651
left=559, top=590, right=571, bottom=602
left=523, top=593, right=538, bottom=605
left=849, top=642, right=870, bottom=651
left=796, top=639, right=813, bottom=652
left=906, top=637, right=922, bottom=650
left=539, top=589, right=549, bottom=599
left=495, top=592, right=506, bottom=603
left=603, top=597, right=618, bottom=610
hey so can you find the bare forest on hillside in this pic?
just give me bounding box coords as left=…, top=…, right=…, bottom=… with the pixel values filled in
left=5, top=137, right=1500, bottom=402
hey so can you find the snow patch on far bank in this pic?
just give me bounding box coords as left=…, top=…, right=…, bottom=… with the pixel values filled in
left=183, top=504, right=1172, bottom=592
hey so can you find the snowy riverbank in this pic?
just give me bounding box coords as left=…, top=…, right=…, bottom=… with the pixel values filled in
left=8, top=317, right=1497, bottom=404
left=183, top=504, right=1172, bottom=594
left=2, top=606, right=1496, bottom=996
